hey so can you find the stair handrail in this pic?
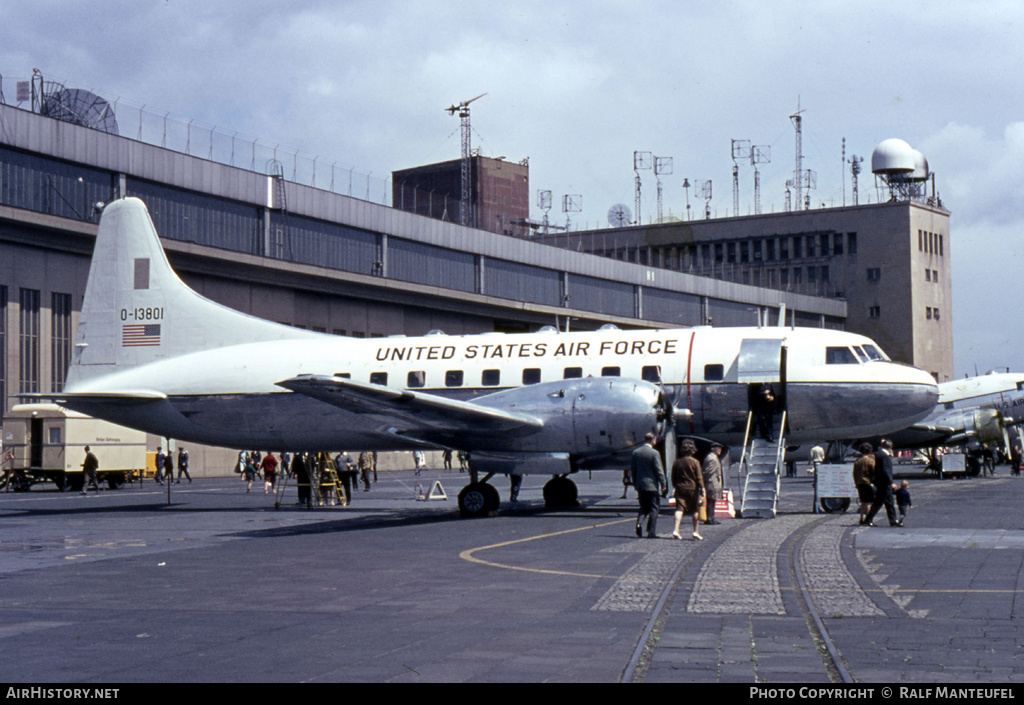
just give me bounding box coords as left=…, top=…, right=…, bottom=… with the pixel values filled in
left=738, top=410, right=754, bottom=506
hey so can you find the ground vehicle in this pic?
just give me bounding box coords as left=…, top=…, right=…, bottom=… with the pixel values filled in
left=2, top=404, right=146, bottom=491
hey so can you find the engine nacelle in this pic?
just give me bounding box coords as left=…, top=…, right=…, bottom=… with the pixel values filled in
left=472, top=376, right=668, bottom=459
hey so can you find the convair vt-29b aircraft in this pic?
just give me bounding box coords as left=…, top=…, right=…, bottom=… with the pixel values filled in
left=40, top=198, right=938, bottom=515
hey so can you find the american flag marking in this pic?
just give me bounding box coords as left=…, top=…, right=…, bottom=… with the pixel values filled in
left=122, top=324, right=161, bottom=347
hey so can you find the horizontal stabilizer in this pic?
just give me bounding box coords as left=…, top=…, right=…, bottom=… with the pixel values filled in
left=21, top=390, right=168, bottom=404
left=276, top=375, right=543, bottom=435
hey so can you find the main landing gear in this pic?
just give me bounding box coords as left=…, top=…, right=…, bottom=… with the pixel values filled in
left=456, top=474, right=580, bottom=517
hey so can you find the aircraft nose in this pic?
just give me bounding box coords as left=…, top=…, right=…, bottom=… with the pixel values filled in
left=895, top=366, right=940, bottom=425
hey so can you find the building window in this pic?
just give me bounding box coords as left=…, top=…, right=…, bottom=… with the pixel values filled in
left=925, top=269, right=931, bottom=282
left=793, top=237, right=803, bottom=259
left=867, top=268, right=881, bottom=281
left=51, top=293, right=72, bottom=393
left=847, top=232, right=857, bottom=254
left=19, top=288, right=40, bottom=394
left=869, top=306, right=881, bottom=319
left=766, top=239, right=776, bottom=261
left=926, top=307, right=933, bottom=320
left=932, top=269, right=939, bottom=282
left=833, top=233, right=843, bottom=255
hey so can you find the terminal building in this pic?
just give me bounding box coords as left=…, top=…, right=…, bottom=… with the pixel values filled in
left=0, top=80, right=947, bottom=473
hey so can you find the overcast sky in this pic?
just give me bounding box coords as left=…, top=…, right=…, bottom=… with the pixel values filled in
left=1, top=0, right=1021, bottom=378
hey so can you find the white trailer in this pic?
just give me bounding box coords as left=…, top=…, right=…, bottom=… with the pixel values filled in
left=2, top=404, right=147, bottom=491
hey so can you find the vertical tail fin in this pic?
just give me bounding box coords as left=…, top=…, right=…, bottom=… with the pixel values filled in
left=66, top=197, right=309, bottom=388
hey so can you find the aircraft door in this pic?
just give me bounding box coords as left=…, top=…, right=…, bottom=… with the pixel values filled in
left=738, top=338, right=787, bottom=431
left=737, top=338, right=785, bottom=385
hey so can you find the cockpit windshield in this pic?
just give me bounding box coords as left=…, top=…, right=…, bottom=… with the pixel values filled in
left=826, top=346, right=860, bottom=365
left=826, top=344, right=890, bottom=364
left=861, top=344, right=888, bottom=361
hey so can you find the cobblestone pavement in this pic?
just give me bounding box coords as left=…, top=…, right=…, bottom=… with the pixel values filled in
left=636, top=467, right=1024, bottom=683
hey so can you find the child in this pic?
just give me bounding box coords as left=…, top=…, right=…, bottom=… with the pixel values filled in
left=896, top=480, right=912, bottom=524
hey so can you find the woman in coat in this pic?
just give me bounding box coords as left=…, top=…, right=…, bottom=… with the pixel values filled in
left=672, top=439, right=706, bottom=540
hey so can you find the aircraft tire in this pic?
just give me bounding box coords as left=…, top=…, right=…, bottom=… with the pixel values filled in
left=542, top=476, right=578, bottom=508
left=458, top=483, right=493, bottom=518
left=819, top=497, right=850, bottom=513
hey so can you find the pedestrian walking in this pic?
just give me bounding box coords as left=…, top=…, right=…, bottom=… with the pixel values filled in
left=176, top=447, right=191, bottom=484
left=631, top=433, right=667, bottom=539
left=863, top=439, right=901, bottom=527
left=260, top=452, right=278, bottom=494
left=852, top=443, right=875, bottom=525
left=80, top=445, right=100, bottom=495
left=896, top=480, right=912, bottom=523
left=701, top=443, right=723, bottom=525
left=672, top=439, right=706, bottom=540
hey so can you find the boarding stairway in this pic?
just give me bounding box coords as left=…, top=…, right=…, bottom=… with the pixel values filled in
left=739, top=410, right=787, bottom=518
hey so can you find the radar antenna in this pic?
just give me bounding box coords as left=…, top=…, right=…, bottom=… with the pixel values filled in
left=33, top=70, right=118, bottom=135
left=607, top=203, right=632, bottom=228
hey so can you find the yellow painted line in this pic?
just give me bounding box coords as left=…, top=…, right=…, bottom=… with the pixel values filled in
left=459, top=518, right=634, bottom=579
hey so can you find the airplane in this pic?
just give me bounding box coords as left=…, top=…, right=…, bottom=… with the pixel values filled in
left=31, top=197, right=939, bottom=516
left=889, top=371, right=1024, bottom=453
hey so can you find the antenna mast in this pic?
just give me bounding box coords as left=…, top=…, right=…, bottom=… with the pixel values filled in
left=731, top=139, right=750, bottom=217
left=849, top=154, right=864, bottom=205
left=790, top=99, right=805, bottom=211
left=654, top=156, right=673, bottom=222
left=633, top=151, right=652, bottom=225
left=446, top=93, right=486, bottom=227
left=751, top=145, right=770, bottom=215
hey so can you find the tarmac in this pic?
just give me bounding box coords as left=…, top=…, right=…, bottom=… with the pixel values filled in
left=2, top=460, right=1024, bottom=684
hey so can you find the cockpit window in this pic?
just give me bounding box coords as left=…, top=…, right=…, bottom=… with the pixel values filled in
left=826, top=346, right=860, bottom=365
left=853, top=346, right=868, bottom=363
left=861, top=344, right=887, bottom=361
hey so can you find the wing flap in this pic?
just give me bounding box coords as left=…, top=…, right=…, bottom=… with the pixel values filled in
left=276, top=375, right=543, bottom=435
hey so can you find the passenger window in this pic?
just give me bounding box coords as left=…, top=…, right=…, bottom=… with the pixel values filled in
left=826, top=347, right=859, bottom=365
left=369, top=372, right=388, bottom=386
left=445, top=370, right=464, bottom=388
left=482, top=369, right=501, bottom=386
left=601, top=366, right=621, bottom=377
left=522, top=368, right=541, bottom=385
left=563, top=367, right=583, bottom=379
left=408, top=371, right=426, bottom=388
left=333, top=372, right=351, bottom=379
left=642, top=366, right=661, bottom=383
left=704, top=364, right=724, bottom=382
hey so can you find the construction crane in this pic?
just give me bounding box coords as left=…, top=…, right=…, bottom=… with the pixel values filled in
left=446, top=93, right=487, bottom=227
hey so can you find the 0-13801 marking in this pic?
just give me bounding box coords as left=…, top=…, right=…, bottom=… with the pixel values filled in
left=120, top=307, right=164, bottom=321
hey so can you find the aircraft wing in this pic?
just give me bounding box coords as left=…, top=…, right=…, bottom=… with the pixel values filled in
left=276, top=375, right=544, bottom=438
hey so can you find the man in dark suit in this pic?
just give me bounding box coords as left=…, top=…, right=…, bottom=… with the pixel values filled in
left=863, top=439, right=901, bottom=526
left=632, top=433, right=667, bottom=538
